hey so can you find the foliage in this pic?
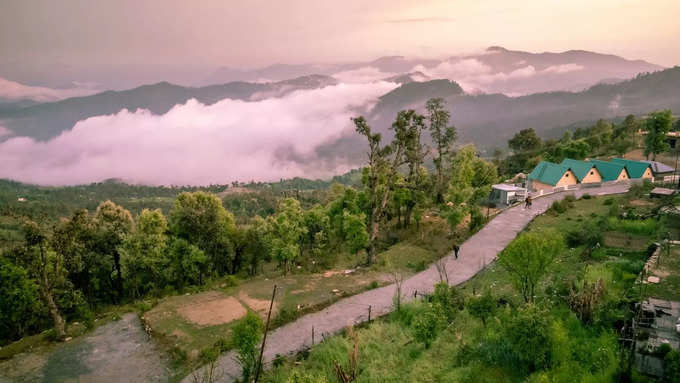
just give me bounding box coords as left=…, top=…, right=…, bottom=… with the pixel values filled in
left=232, top=311, right=264, bottom=382
left=498, top=230, right=564, bottom=302
left=0, top=256, right=44, bottom=343
left=426, top=97, right=457, bottom=203
left=270, top=198, right=307, bottom=273
left=412, top=306, right=441, bottom=349
left=467, top=291, right=496, bottom=326
left=509, top=128, right=542, bottom=152
left=170, top=191, right=236, bottom=275
left=644, top=109, right=673, bottom=160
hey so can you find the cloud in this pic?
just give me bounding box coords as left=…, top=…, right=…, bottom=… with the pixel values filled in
left=543, top=63, right=584, bottom=74
left=332, top=66, right=396, bottom=83
left=0, top=77, right=99, bottom=102
left=412, top=59, right=538, bottom=92
left=0, top=82, right=398, bottom=186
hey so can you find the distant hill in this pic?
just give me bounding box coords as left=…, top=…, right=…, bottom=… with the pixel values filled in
left=0, top=75, right=337, bottom=141
left=366, top=66, right=680, bottom=150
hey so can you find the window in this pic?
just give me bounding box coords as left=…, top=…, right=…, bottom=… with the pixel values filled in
left=590, top=171, right=593, bottom=175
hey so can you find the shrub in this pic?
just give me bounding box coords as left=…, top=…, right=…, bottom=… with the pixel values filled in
left=467, top=292, right=497, bottom=326
left=603, top=197, right=614, bottom=205
left=412, top=307, right=441, bottom=348
left=580, top=193, right=592, bottom=200
left=566, top=223, right=603, bottom=248
left=233, top=312, right=263, bottom=382
left=503, top=305, right=553, bottom=372
left=664, top=350, right=680, bottom=382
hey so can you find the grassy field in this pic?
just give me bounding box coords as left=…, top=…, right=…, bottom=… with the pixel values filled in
left=262, top=192, right=669, bottom=383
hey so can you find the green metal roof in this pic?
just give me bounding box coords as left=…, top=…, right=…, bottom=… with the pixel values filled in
left=560, top=158, right=599, bottom=181
left=528, top=161, right=570, bottom=186
left=610, top=158, right=652, bottom=178
left=588, top=159, right=628, bottom=181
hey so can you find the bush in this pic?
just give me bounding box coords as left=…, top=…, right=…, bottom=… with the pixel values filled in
left=664, top=350, right=680, bottom=382
left=603, top=197, right=614, bottom=205
left=503, top=305, right=553, bottom=372
left=223, top=275, right=240, bottom=288
left=566, top=223, right=603, bottom=248
left=467, top=292, right=497, bottom=326
left=581, top=193, right=592, bottom=200
left=412, top=306, right=441, bottom=348
left=233, top=312, right=263, bottom=382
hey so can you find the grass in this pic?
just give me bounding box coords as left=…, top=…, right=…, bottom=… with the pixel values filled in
left=262, top=194, right=666, bottom=383
left=645, top=247, right=680, bottom=301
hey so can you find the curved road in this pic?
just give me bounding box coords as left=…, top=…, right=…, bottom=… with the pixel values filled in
left=185, top=184, right=630, bottom=382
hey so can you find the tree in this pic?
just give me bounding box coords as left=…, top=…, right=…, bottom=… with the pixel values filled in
left=0, top=256, right=43, bottom=342
left=467, top=291, right=496, bottom=326
left=352, top=116, right=397, bottom=264
left=119, top=209, right=168, bottom=298
left=233, top=311, right=263, bottom=382
left=444, top=145, right=497, bottom=232
left=270, top=198, right=307, bottom=273
left=165, top=238, right=208, bottom=289
left=22, top=220, right=67, bottom=340
left=170, top=192, right=236, bottom=274
left=644, top=109, right=673, bottom=160
left=413, top=307, right=440, bottom=348
left=498, top=230, right=564, bottom=303
left=52, top=209, right=107, bottom=303
left=95, top=201, right=133, bottom=301
left=242, top=216, right=272, bottom=276
left=504, top=304, right=553, bottom=371
left=342, top=211, right=369, bottom=255
left=426, top=98, right=457, bottom=203
left=508, top=128, right=541, bottom=153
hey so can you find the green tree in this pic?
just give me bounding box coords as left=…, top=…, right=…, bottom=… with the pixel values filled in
left=467, top=291, right=496, bottom=326
left=426, top=98, right=457, bottom=203
left=165, top=238, right=208, bottom=289
left=170, top=192, right=236, bottom=274
left=119, top=209, right=168, bottom=298
left=242, top=216, right=272, bottom=276
left=504, top=304, right=553, bottom=371
left=352, top=116, right=397, bottom=264
left=270, top=198, right=307, bottom=273
left=0, top=256, right=43, bottom=342
left=233, top=311, right=263, bottom=382
left=95, top=201, right=133, bottom=301
left=52, top=209, right=109, bottom=303
left=342, top=211, right=369, bottom=255
left=412, top=306, right=441, bottom=349
left=664, top=350, right=680, bottom=383
left=498, top=230, right=563, bottom=303
left=509, top=128, right=542, bottom=153
left=22, top=220, right=68, bottom=340
left=444, top=145, right=497, bottom=232
left=644, top=109, right=673, bottom=160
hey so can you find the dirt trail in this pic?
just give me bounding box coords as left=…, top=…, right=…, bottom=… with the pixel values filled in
left=184, top=184, right=630, bottom=383
left=0, top=313, right=170, bottom=383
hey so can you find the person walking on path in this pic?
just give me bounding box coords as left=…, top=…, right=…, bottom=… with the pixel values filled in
left=453, top=243, right=460, bottom=259
left=524, top=194, right=532, bottom=209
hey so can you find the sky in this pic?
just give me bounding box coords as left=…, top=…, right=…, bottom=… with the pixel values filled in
left=1, top=0, right=679, bottom=87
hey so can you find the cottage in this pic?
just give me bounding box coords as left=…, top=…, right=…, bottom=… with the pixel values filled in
left=528, top=161, right=577, bottom=191
left=560, top=159, right=602, bottom=183
left=610, top=158, right=654, bottom=179
left=642, top=160, right=675, bottom=177
left=588, top=159, right=630, bottom=182
left=489, top=184, right=527, bottom=206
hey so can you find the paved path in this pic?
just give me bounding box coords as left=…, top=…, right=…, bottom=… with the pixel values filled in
left=184, top=184, right=630, bottom=383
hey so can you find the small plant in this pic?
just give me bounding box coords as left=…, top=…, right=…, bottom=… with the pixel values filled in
left=233, top=312, right=263, bottom=382
left=581, top=193, right=592, bottom=200
left=334, top=327, right=359, bottom=383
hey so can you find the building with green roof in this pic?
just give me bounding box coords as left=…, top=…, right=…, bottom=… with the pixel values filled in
left=609, top=158, right=653, bottom=179
left=560, top=159, right=603, bottom=183
left=528, top=161, right=577, bottom=191
left=588, top=159, right=630, bottom=182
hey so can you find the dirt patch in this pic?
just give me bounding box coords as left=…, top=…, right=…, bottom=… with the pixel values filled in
left=603, top=231, right=649, bottom=250
left=323, top=270, right=342, bottom=278
left=239, top=291, right=277, bottom=318
left=177, top=293, right=247, bottom=326
left=629, top=199, right=655, bottom=207
left=217, top=187, right=251, bottom=197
